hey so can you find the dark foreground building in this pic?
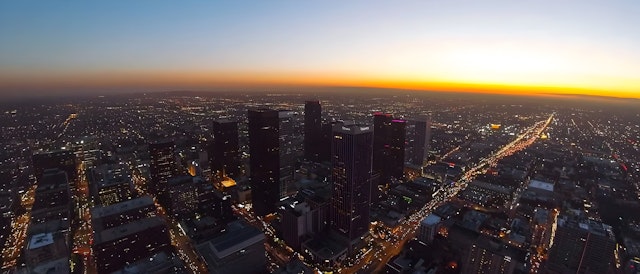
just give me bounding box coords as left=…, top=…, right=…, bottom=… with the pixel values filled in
left=330, top=124, right=373, bottom=248
left=304, top=100, right=322, bottom=162
left=248, top=109, right=281, bottom=216
left=210, top=119, right=241, bottom=178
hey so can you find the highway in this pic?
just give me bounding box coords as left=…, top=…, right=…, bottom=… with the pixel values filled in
left=360, top=113, right=554, bottom=273
left=72, top=161, right=97, bottom=274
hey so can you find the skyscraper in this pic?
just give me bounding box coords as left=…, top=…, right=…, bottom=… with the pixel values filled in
left=94, top=216, right=172, bottom=274
left=32, top=150, right=77, bottom=184
left=148, top=141, right=177, bottom=197
left=462, top=235, right=524, bottom=274
left=373, top=113, right=406, bottom=183
left=546, top=215, right=616, bottom=274
left=406, top=117, right=431, bottom=166
left=279, top=110, right=298, bottom=199
left=319, top=122, right=335, bottom=163
left=304, top=100, right=322, bottom=162
left=418, top=214, right=441, bottom=244
left=388, top=119, right=406, bottom=178
left=210, top=119, right=241, bottom=178
left=165, top=175, right=199, bottom=219
left=248, top=109, right=281, bottom=216
left=330, top=124, right=373, bottom=246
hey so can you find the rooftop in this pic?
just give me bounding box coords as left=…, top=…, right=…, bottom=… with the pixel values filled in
left=28, top=233, right=54, bottom=250
left=199, top=220, right=265, bottom=259
left=421, top=214, right=442, bottom=226
left=528, top=179, right=554, bottom=192
left=91, top=195, right=154, bottom=219
left=94, top=216, right=165, bottom=245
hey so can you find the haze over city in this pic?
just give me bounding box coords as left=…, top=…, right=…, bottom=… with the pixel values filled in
left=1, top=1, right=640, bottom=99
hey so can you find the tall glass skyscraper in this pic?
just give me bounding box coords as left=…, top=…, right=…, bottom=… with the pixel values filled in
left=330, top=124, right=373, bottom=246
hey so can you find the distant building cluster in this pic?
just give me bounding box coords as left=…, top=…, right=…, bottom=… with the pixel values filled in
left=0, top=92, right=639, bottom=274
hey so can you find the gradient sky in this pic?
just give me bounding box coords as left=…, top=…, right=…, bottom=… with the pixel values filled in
left=1, top=1, right=640, bottom=98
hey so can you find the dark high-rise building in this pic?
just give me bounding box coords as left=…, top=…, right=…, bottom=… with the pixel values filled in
left=93, top=216, right=172, bottom=274
left=89, top=164, right=134, bottom=206
left=462, top=235, right=524, bottom=274
left=279, top=110, right=298, bottom=199
left=373, top=113, right=392, bottom=177
left=198, top=181, right=233, bottom=222
left=388, top=119, right=406, bottom=178
left=373, top=113, right=406, bottom=183
left=406, top=117, right=430, bottom=166
left=330, top=124, right=373, bottom=246
left=248, top=109, right=281, bottom=216
left=32, top=150, right=76, bottom=183
left=319, top=122, right=335, bottom=163
left=304, top=100, right=322, bottom=162
left=546, top=215, right=616, bottom=274
left=148, top=141, right=177, bottom=196
left=94, top=179, right=133, bottom=207
left=196, top=220, right=267, bottom=274
left=29, top=169, right=72, bottom=233
left=24, top=168, right=73, bottom=273
left=210, top=119, right=241, bottom=178
left=91, top=196, right=157, bottom=230
left=280, top=202, right=312, bottom=251
left=164, top=175, right=199, bottom=219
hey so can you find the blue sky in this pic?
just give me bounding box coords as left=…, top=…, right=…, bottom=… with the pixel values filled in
left=1, top=1, right=639, bottom=98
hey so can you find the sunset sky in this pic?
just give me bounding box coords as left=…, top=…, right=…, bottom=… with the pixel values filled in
left=1, top=1, right=639, bottom=99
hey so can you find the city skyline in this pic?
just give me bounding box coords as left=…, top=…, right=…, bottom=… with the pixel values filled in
left=1, top=2, right=640, bottom=272
left=1, top=90, right=639, bottom=273
left=1, top=1, right=640, bottom=99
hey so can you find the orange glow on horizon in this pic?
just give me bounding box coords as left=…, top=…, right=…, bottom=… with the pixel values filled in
left=0, top=69, right=638, bottom=99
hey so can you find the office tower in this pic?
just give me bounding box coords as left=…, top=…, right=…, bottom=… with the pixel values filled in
left=373, top=113, right=406, bottom=183
left=29, top=169, right=71, bottom=231
left=210, top=119, right=241, bottom=178
left=304, top=100, right=322, bottom=162
left=94, top=179, right=133, bottom=206
left=462, top=235, right=524, bottom=274
left=110, top=252, right=187, bottom=274
left=425, top=115, right=432, bottom=160
left=24, top=169, right=72, bottom=274
left=196, top=220, right=267, bottom=274
left=148, top=141, right=177, bottom=196
left=418, top=214, right=441, bottom=244
left=198, top=182, right=233, bottom=222
left=24, top=232, right=70, bottom=274
left=89, top=164, right=134, bottom=206
left=279, top=110, right=298, bottom=199
left=406, top=117, right=430, bottom=166
left=319, top=122, right=335, bottom=163
left=91, top=196, right=157, bottom=230
left=546, top=215, right=616, bottom=274
left=373, top=113, right=392, bottom=178
left=93, top=216, right=172, bottom=274
left=164, top=175, right=199, bottom=219
left=248, top=109, right=281, bottom=216
left=330, top=124, right=373, bottom=245
left=32, top=150, right=76, bottom=183
left=304, top=194, right=330, bottom=234
left=280, top=201, right=313, bottom=250
left=388, top=119, right=406, bottom=178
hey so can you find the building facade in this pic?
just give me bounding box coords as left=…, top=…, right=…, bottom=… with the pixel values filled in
left=210, top=119, right=241, bottom=178
left=248, top=109, right=281, bottom=216
left=330, top=124, right=373, bottom=246
left=304, top=100, right=322, bottom=162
